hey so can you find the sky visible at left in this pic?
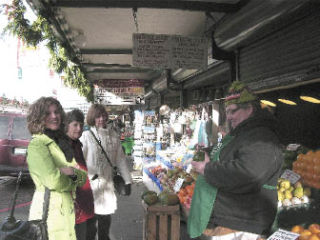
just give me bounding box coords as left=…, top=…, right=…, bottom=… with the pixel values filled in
left=0, top=1, right=87, bottom=107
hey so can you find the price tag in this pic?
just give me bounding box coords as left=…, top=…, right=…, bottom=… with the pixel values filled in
left=286, top=144, right=301, bottom=151
left=173, top=177, right=184, bottom=193
left=280, top=169, right=301, bottom=184
left=267, top=229, right=299, bottom=240
left=185, top=164, right=192, bottom=174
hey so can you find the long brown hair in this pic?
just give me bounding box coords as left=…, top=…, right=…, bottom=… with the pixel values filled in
left=27, top=97, right=66, bottom=134
left=86, top=104, right=108, bottom=127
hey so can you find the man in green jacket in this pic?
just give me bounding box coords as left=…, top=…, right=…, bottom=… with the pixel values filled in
left=188, top=81, right=283, bottom=240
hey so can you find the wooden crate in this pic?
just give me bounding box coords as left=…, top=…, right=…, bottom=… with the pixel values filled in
left=143, top=203, right=180, bottom=240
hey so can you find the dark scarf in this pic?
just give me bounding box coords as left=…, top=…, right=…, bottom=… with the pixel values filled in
left=44, top=129, right=74, bottom=162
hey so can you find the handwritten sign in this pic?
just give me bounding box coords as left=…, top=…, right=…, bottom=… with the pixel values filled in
left=267, top=229, right=299, bottom=240
left=281, top=169, right=301, bottom=184
left=133, top=33, right=208, bottom=70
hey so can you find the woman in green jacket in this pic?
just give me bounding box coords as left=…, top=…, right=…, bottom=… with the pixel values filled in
left=27, top=97, right=87, bottom=240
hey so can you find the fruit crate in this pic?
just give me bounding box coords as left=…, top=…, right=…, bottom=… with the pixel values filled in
left=142, top=202, right=180, bottom=240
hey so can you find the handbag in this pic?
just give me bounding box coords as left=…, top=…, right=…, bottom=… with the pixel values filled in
left=90, top=130, right=127, bottom=195
left=0, top=172, right=50, bottom=240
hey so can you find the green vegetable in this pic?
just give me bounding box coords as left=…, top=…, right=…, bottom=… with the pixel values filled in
left=193, top=151, right=205, bottom=162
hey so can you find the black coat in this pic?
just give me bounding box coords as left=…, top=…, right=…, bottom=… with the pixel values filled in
left=204, top=109, right=283, bottom=235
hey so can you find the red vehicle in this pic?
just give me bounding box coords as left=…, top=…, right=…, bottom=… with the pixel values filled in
left=0, top=112, right=31, bottom=177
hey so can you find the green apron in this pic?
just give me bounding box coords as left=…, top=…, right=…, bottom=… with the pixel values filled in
left=187, top=135, right=233, bottom=238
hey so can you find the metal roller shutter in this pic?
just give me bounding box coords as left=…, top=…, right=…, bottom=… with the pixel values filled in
left=240, top=12, right=320, bottom=91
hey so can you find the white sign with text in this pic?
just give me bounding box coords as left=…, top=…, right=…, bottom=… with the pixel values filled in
left=133, top=33, right=208, bottom=70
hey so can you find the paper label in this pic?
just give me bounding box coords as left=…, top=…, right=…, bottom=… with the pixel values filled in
left=173, top=177, right=184, bottom=193
left=267, top=229, right=299, bottom=240
left=185, top=164, right=192, bottom=174
left=280, top=169, right=301, bottom=184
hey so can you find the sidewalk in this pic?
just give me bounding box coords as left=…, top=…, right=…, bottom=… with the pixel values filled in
left=110, top=170, right=146, bottom=240
left=109, top=165, right=192, bottom=240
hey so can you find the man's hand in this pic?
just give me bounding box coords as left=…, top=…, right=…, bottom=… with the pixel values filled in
left=191, top=152, right=210, bottom=175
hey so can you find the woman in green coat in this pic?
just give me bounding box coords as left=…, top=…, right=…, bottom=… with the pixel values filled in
left=27, top=97, right=87, bottom=240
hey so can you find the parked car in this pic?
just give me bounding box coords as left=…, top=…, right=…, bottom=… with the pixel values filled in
left=0, top=112, right=31, bottom=177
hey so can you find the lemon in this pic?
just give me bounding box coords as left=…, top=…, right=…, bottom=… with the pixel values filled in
left=280, top=180, right=291, bottom=189
left=277, top=191, right=284, bottom=201
left=284, top=190, right=293, bottom=200
left=293, top=186, right=304, bottom=198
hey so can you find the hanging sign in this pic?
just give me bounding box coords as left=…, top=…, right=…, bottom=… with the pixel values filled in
left=133, top=33, right=208, bottom=70
left=94, top=79, right=144, bottom=105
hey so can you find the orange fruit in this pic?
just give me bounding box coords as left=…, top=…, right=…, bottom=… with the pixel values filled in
left=309, top=224, right=320, bottom=234
left=309, top=234, right=320, bottom=240
left=297, top=154, right=304, bottom=161
left=314, top=165, right=320, bottom=174
left=291, top=225, right=304, bottom=234
left=300, top=230, right=313, bottom=240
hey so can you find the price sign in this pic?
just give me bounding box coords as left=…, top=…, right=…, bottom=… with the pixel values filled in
left=173, top=177, right=184, bottom=193
left=280, top=169, right=301, bottom=184
left=185, top=164, right=192, bottom=174
left=267, top=229, right=299, bottom=240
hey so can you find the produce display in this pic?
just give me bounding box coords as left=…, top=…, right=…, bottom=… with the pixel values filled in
left=277, top=179, right=311, bottom=207
left=177, top=182, right=195, bottom=209
left=141, top=190, right=180, bottom=206
left=143, top=129, right=320, bottom=237
left=290, top=223, right=320, bottom=240
left=148, top=165, right=196, bottom=193
left=292, top=150, right=320, bottom=189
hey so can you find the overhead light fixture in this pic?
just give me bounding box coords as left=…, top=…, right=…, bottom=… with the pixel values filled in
left=277, top=89, right=298, bottom=105
left=278, top=97, right=297, bottom=105
left=260, top=100, right=277, bottom=107
left=300, top=90, right=320, bottom=104
left=259, top=92, right=277, bottom=107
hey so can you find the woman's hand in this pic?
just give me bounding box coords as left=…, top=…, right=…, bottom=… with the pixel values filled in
left=191, top=152, right=210, bottom=175
left=59, top=167, right=75, bottom=176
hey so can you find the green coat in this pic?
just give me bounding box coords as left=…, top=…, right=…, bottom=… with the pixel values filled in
left=27, top=134, right=87, bottom=240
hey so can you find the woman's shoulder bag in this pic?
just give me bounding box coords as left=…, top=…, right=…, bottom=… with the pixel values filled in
left=0, top=171, right=50, bottom=240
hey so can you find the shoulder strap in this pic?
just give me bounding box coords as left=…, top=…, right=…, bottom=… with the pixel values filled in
left=42, top=187, right=50, bottom=221
left=89, top=129, right=115, bottom=170
left=8, top=171, right=50, bottom=222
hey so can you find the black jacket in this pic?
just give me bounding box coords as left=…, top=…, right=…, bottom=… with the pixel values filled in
left=204, top=109, right=283, bottom=235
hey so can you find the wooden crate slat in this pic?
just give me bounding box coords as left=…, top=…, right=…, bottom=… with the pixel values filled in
left=170, top=214, right=180, bottom=240
left=147, top=213, right=157, bottom=240
left=159, top=214, right=168, bottom=240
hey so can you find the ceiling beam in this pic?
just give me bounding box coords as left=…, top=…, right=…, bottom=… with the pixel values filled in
left=54, top=0, right=243, bottom=12
left=83, top=63, right=132, bottom=68
left=86, top=68, right=156, bottom=73
left=80, top=49, right=133, bottom=54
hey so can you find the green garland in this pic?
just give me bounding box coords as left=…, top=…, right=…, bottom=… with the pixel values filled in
left=2, top=0, right=94, bottom=102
